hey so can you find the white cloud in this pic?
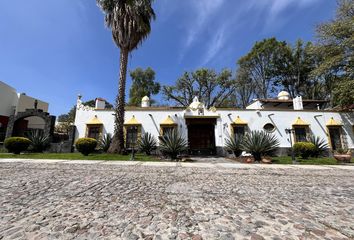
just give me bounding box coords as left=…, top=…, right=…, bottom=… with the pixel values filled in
left=179, top=0, right=225, bottom=61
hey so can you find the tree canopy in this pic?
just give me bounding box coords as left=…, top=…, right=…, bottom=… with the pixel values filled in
left=162, top=68, right=236, bottom=108
left=128, top=67, right=160, bottom=106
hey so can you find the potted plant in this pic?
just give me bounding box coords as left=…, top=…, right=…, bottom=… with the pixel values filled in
left=333, top=148, right=352, bottom=163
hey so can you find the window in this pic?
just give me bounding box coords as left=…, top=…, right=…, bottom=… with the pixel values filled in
left=87, top=126, right=101, bottom=140
left=126, top=126, right=138, bottom=149
left=263, top=123, right=275, bottom=133
left=233, top=126, right=245, bottom=141
left=328, top=127, right=342, bottom=150
left=161, top=126, right=175, bottom=136
left=294, top=127, right=307, bottom=142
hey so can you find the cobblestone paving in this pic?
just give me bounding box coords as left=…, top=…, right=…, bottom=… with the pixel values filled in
left=0, top=162, right=353, bottom=240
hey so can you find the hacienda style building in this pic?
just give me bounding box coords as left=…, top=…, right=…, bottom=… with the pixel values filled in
left=74, top=91, right=354, bottom=156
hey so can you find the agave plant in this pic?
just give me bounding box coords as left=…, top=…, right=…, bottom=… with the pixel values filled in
left=26, top=129, right=50, bottom=153
left=159, top=129, right=188, bottom=160
left=225, top=136, right=243, bottom=157
left=310, top=136, right=328, bottom=157
left=99, top=133, right=112, bottom=152
left=138, top=132, right=157, bottom=155
left=241, top=130, right=279, bottom=162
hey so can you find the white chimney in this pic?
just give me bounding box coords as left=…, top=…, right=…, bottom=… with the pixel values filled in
left=141, top=96, right=150, bottom=108
left=95, top=98, right=106, bottom=110
left=293, top=96, right=303, bottom=110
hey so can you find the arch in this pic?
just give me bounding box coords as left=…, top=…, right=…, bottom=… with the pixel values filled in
left=5, top=109, right=56, bottom=139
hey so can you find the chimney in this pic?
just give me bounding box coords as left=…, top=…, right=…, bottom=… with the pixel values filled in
left=141, top=96, right=150, bottom=108
left=293, top=96, right=303, bottom=110
left=95, top=98, right=106, bottom=110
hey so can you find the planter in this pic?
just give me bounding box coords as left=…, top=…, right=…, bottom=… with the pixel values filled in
left=333, top=154, right=352, bottom=163
left=261, top=157, right=272, bottom=164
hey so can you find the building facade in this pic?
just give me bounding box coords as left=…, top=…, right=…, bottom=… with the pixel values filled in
left=74, top=92, right=354, bottom=156
left=0, top=81, right=52, bottom=142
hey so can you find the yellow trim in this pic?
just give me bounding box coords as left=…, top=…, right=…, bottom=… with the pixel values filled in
left=124, top=115, right=141, bottom=125
left=160, top=115, right=177, bottom=126
left=85, top=124, right=103, bottom=140
left=231, top=116, right=248, bottom=125
left=326, top=117, right=342, bottom=126
left=86, top=115, right=103, bottom=125
left=123, top=125, right=142, bottom=148
left=292, top=117, right=309, bottom=126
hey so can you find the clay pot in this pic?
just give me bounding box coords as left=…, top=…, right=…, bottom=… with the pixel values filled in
left=333, top=154, right=352, bottom=163
left=245, top=158, right=253, bottom=163
left=261, top=158, right=272, bottom=164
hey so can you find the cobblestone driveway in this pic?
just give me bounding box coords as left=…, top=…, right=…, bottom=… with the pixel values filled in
left=0, top=161, right=353, bottom=240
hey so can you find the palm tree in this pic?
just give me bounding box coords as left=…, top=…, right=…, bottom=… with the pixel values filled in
left=97, top=0, right=156, bottom=153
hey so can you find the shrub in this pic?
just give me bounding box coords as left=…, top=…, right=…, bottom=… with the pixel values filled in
left=138, top=132, right=157, bottom=155
left=99, top=133, right=112, bottom=152
left=75, top=138, right=98, bottom=156
left=26, top=130, right=50, bottom=153
left=241, top=130, right=279, bottom=162
left=293, top=142, right=316, bottom=159
left=4, top=137, right=31, bottom=154
left=224, top=136, right=243, bottom=157
left=310, top=136, right=328, bottom=157
left=334, top=148, right=350, bottom=155
left=159, top=129, right=188, bottom=160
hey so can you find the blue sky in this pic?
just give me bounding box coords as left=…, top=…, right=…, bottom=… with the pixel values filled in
left=0, top=0, right=336, bottom=116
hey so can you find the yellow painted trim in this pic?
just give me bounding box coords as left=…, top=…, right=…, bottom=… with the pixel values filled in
left=86, top=115, right=103, bottom=125
left=231, top=116, right=248, bottom=125
left=326, top=117, right=343, bottom=126
left=160, top=115, right=177, bottom=126
left=292, top=117, right=309, bottom=126
left=124, top=115, right=141, bottom=126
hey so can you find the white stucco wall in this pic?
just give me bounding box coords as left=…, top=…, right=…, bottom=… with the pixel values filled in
left=74, top=102, right=354, bottom=150
left=0, top=81, right=18, bottom=116
left=16, top=94, right=48, bottom=113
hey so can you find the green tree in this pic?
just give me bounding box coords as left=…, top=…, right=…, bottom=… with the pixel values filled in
left=97, top=0, right=156, bottom=153
left=238, top=38, right=286, bottom=99
left=235, top=66, right=255, bottom=108
left=333, top=79, right=354, bottom=107
left=274, top=40, right=318, bottom=98
left=128, top=67, right=160, bottom=106
left=162, top=68, right=236, bottom=108
left=311, top=0, right=354, bottom=106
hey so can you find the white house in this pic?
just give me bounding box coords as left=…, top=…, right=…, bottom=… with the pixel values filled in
left=0, top=81, right=49, bottom=142
left=74, top=92, right=354, bottom=156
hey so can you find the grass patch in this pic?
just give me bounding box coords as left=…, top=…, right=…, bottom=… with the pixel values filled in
left=272, top=156, right=353, bottom=165
left=0, top=153, right=158, bottom=161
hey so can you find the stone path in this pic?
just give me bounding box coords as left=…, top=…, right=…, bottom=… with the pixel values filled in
left=0, top=160, right=353, bottom=239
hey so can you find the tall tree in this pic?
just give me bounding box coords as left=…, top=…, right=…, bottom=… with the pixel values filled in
left=311, top=0, right=354, bottom=106
left=274, top=40, right=317, bottom=98
left=238, top=38, right=285, bottom=99
left=235, top=67, right=255, bottom=108
left=163, top=68, right=236, bottom=108
left=128, top=67, right=160, bottom=106
left=97, top=0, right=155, bottom=153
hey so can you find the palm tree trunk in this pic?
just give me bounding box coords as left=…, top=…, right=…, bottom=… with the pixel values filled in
left=108, top=48, right=129, bottom=154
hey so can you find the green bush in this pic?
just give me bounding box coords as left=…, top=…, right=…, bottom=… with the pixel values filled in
left=241, top=130, right=279, bottom=162
left=293, top=142, right=316, bottom=159
left=159, top=129, right=188, bottom=160
left=224, top=136, right=243, bottom=157
left=138, top=132, right=157, bottom=155
left=4, top=137, right=31, bottom=154
left=75, top=138, right=98, bottom=156
left=26, top=129, right=50, bottom=153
